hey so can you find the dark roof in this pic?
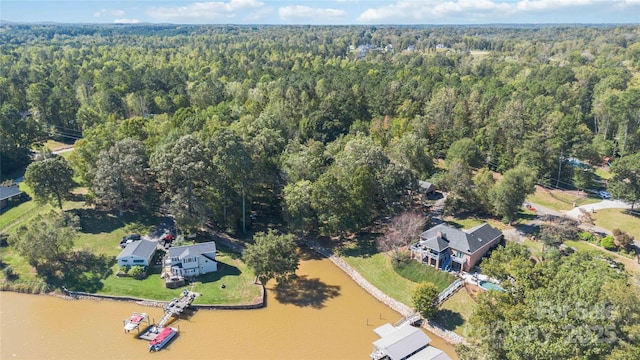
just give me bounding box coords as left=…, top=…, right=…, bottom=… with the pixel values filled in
left=168, top=241, right=216, bottom=259
left=467, top=223, right=503, bottom=244
left=117, top=240, right=157, bottom=260
left=418, top=180, right=436, bottom=193
left=422, top=235, right=450, bottom=252
left=0, top=184, right=22, bottom=201
left=419, top=223, right=502, bottom=254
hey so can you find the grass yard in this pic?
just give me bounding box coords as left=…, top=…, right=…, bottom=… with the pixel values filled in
left=42, top=139, right=73, bottom=151
left=445, top=216, right=511, bottom=231
left=98, top=252, right=261, bottom=304
left=591, top=208, right=640, bottom=240
left=527, top=187, right=599, bottom=212
left=522, top=238, right=544, bottom=258
left=595, top=167, right=612, bottom=180
left=393, top=260, right=456, bottom=291
left=0, top=200, right=43, bottom=232
left=433, top=287, right=476, bottom=336
left=343, top=252, right=418, bottom=306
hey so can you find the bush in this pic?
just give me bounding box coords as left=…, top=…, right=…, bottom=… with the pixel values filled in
left=3, top=265, right=17, bottom=281
left=600, top=236, right=617, bottom=251
left=128, top=265, right=147, bottom=279
left=577, top=231, right=595, bottom=243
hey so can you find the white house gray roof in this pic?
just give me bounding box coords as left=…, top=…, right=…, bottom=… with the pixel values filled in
left=117, top=240, right=157, bottom=259
left=419, top=223, right=502, bottom=254
left=0, top=184, right=22, bottom=201
left=168, top=241, right=216, bottom=259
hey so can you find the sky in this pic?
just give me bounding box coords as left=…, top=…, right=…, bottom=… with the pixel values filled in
left=1, top=0, right=639, bottom=25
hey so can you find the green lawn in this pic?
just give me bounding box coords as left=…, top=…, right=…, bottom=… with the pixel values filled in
left=595, top=167, right=612, bottom=180
left=522, top=238, right=544, bottom=258
left=393, top=260, right=456, bottom=291
left=0, top=200, right=43, bottom=232
left=343, top=248, right=456, bottom=307
left=1, top=190, right=261, bottom=305
left=98, top=252, right=261, bottom=304
left=591, top=208, right=640, bottom=240
left=433, top=288, right=476, bottom=336
left=344, top=252, right=418, bottom=306
left=527, top=187, right=599, bottom=212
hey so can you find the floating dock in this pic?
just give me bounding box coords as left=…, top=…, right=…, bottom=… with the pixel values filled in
left=124, top=289, right=197, bottom=351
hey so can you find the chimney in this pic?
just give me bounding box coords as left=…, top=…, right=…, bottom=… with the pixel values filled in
left=436, top=231, right=445, bottom=239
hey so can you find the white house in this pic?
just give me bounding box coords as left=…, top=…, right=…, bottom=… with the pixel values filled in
left=117, top=240, right=157, bottom=267
left=371, top=323, right=451, bottom=360
left=166, top=242, right=218, bottom=278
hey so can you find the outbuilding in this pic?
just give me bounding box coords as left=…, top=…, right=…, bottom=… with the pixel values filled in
left=117, top=240, right=157, bottom=267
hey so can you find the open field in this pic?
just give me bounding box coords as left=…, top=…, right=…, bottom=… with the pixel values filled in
left=527, top=186, right=599, bottom=212
left=591, top=208, right=640, bottom=240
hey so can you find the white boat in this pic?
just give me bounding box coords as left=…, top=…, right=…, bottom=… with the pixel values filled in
left=124, top=312, right=148, bottom=332
left=149, top=327, right=178, bottom=352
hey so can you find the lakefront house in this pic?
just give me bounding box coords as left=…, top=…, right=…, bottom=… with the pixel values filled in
left=165, top=241, right=218, bottom=278
left=410, top=223, right=502, bottom=272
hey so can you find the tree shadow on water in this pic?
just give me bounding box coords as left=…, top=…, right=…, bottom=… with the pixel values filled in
left=272, top=275, right=341, bottom=309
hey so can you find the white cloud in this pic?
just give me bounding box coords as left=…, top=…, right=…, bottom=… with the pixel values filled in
left=244, top=7, right=274, bottom=21
left=279, top=5, right=347, bottom=22
left=357, top=0, right=639, bottom=23
left=114, top=18, right=142, bottom=24
left=147, top=0, right=264, bottom=21
left=94, top=8, right=126, bottom=18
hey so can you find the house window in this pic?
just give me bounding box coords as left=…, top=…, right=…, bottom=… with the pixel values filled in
left=121, top=259, right=128, bottom=262
left=183, top=257, right=195, bottom=264
left=456, top=251, right=463, bottom=258
left=133, top=259, right=144, bottom=263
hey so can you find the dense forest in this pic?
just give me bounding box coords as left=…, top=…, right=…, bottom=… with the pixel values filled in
left=1, top=24, right=640, bottom=233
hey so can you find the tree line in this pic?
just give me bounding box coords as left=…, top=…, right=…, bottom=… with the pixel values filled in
left=2, top=24, right=640, bottom=233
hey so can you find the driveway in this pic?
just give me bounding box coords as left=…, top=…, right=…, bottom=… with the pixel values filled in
left=565, top=199, right=631, bottom=219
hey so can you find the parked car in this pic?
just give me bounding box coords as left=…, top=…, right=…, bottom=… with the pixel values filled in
left=597, top=190, right=611, bottom=199
left=120, top=234, right=141, bottom=248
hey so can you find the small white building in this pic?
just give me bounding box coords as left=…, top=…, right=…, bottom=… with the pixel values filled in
left=116, top=240, right=157, bottom=267
left=166, top=242, right=218, bottom=278
left=371, top=323, right=450, bottom=360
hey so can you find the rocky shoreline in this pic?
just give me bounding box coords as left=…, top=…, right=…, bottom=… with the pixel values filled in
left=302, top=239, right=466, bottom=345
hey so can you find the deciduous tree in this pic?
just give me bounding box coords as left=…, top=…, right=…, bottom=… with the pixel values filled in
left=412, top=282, right=439, bottom=319
left=24, top=156, right=74, bottom=209
left=243, top=229, right=299, bottom=285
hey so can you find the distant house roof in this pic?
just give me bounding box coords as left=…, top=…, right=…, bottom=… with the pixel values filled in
left=418, top=181, right=436, bottom=194
left=419, top=223, right=502, bottom=254
left=0, top=184, right=22, bottom=201
left=373, top=325, right=432, bottom=360
left=117, top=240, right=157, bottom=260
left=168, top=241, right=216, bottom=259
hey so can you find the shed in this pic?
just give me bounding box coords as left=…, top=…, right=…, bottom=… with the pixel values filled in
left=0, top=184, right=23, bottom=211
left=418, top=181, right=436, bottom=195
left=117, top=240, right=157, bottom=267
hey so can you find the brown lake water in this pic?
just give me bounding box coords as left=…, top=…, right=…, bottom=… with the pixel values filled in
left=0, top=254, right=457, bottom=360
